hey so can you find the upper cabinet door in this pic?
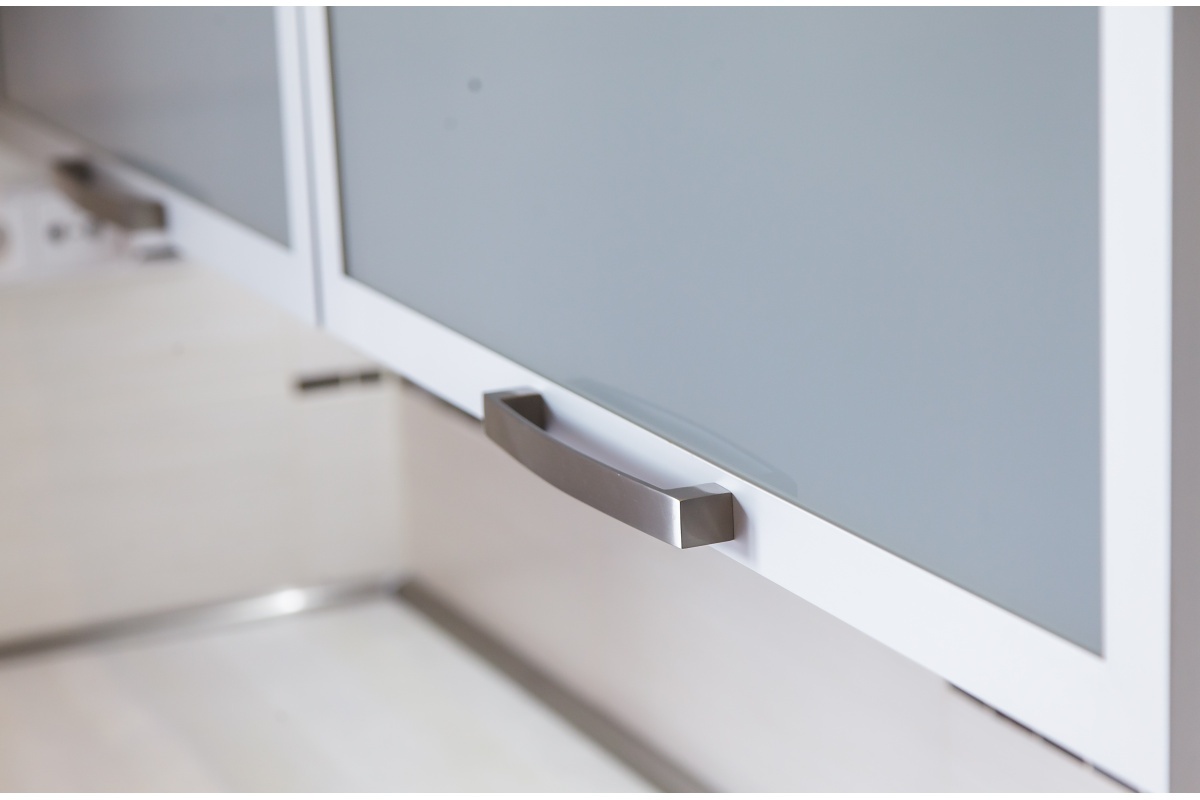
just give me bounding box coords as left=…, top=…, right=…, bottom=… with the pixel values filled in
left=329, top=7, right=1102, bottom=652
left=0, top=8, right=317, bottom=322
left=302, top=8, right=1184, bottom=791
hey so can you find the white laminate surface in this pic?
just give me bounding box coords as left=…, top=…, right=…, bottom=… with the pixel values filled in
left=0, top=600, right=651, bottom=792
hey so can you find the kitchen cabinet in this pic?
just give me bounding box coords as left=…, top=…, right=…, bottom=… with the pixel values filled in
left=1, top=6, right=1197, bottom=791
left=0, top=8, right=319, bottom=321
left=327, top=6, right=1103, bottom=649
left=305, top=8, right=1200, bottom=791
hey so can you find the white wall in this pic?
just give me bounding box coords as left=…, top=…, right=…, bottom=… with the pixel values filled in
left=0, top=261, right=405, bottom=638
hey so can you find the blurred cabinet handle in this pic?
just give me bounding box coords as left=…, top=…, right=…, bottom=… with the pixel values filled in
left=53, top=159, right=166, bottom=230
left=483, top=389, right=735, bottom=549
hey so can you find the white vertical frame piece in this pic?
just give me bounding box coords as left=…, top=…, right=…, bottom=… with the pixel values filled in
left=0, top=8, right=319, bottom=324
left=305, top=8, right=1175, bottom=790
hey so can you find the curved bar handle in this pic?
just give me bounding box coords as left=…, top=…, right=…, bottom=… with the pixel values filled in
left=53, top=159, right=166, bottom=231
left=483, top=389, right=735, bottom=549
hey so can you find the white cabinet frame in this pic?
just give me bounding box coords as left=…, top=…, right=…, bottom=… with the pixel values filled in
left=0, top=8, right=320, bottom=324
left=305, top=8, right=1200, bottom=790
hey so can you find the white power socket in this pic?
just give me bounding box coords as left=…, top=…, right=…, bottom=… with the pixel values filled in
left=0, top=144, right=132, bottom=283
left=0, top=181, right=130, bottom=282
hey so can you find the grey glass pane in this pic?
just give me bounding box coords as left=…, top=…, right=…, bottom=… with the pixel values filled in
left=331, top=8, right=1102, bottom=652
left=0, top=8, right=290, bottom=246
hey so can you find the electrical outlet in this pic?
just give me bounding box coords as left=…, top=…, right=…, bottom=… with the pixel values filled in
left=25, top=187, right=125, bottom=270
left=0, top=145, right=130, bottom=282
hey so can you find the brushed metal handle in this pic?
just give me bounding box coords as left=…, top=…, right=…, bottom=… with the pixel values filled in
left=53, top=159, right=166, bottom=230
left=483, top=389, right=735, bottom=548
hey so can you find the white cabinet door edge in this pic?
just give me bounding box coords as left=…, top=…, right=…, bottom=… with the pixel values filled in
left=0, top=8, right=320, bottom=325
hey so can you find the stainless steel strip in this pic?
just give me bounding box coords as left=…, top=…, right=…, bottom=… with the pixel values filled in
left=483, top=389, right=735, bottom=549
left=0, top=576, right=404, bottom=662
left=398, top=580, right=711, bottom=793
left=0, top=575, right=708, bottom=791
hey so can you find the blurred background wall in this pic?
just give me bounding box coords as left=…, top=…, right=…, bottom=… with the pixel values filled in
left=0, top=261, right=404, bottom=639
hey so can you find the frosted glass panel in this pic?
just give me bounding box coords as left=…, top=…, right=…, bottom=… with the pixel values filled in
left=330, top=8, right=1101, bottom=652
left=0, top=8, right=290, bottom=245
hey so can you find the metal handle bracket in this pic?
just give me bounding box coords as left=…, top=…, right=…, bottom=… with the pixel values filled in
left=483, top=389, right=735, bottom=548
left=53, top=159, right=166, bottom=231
